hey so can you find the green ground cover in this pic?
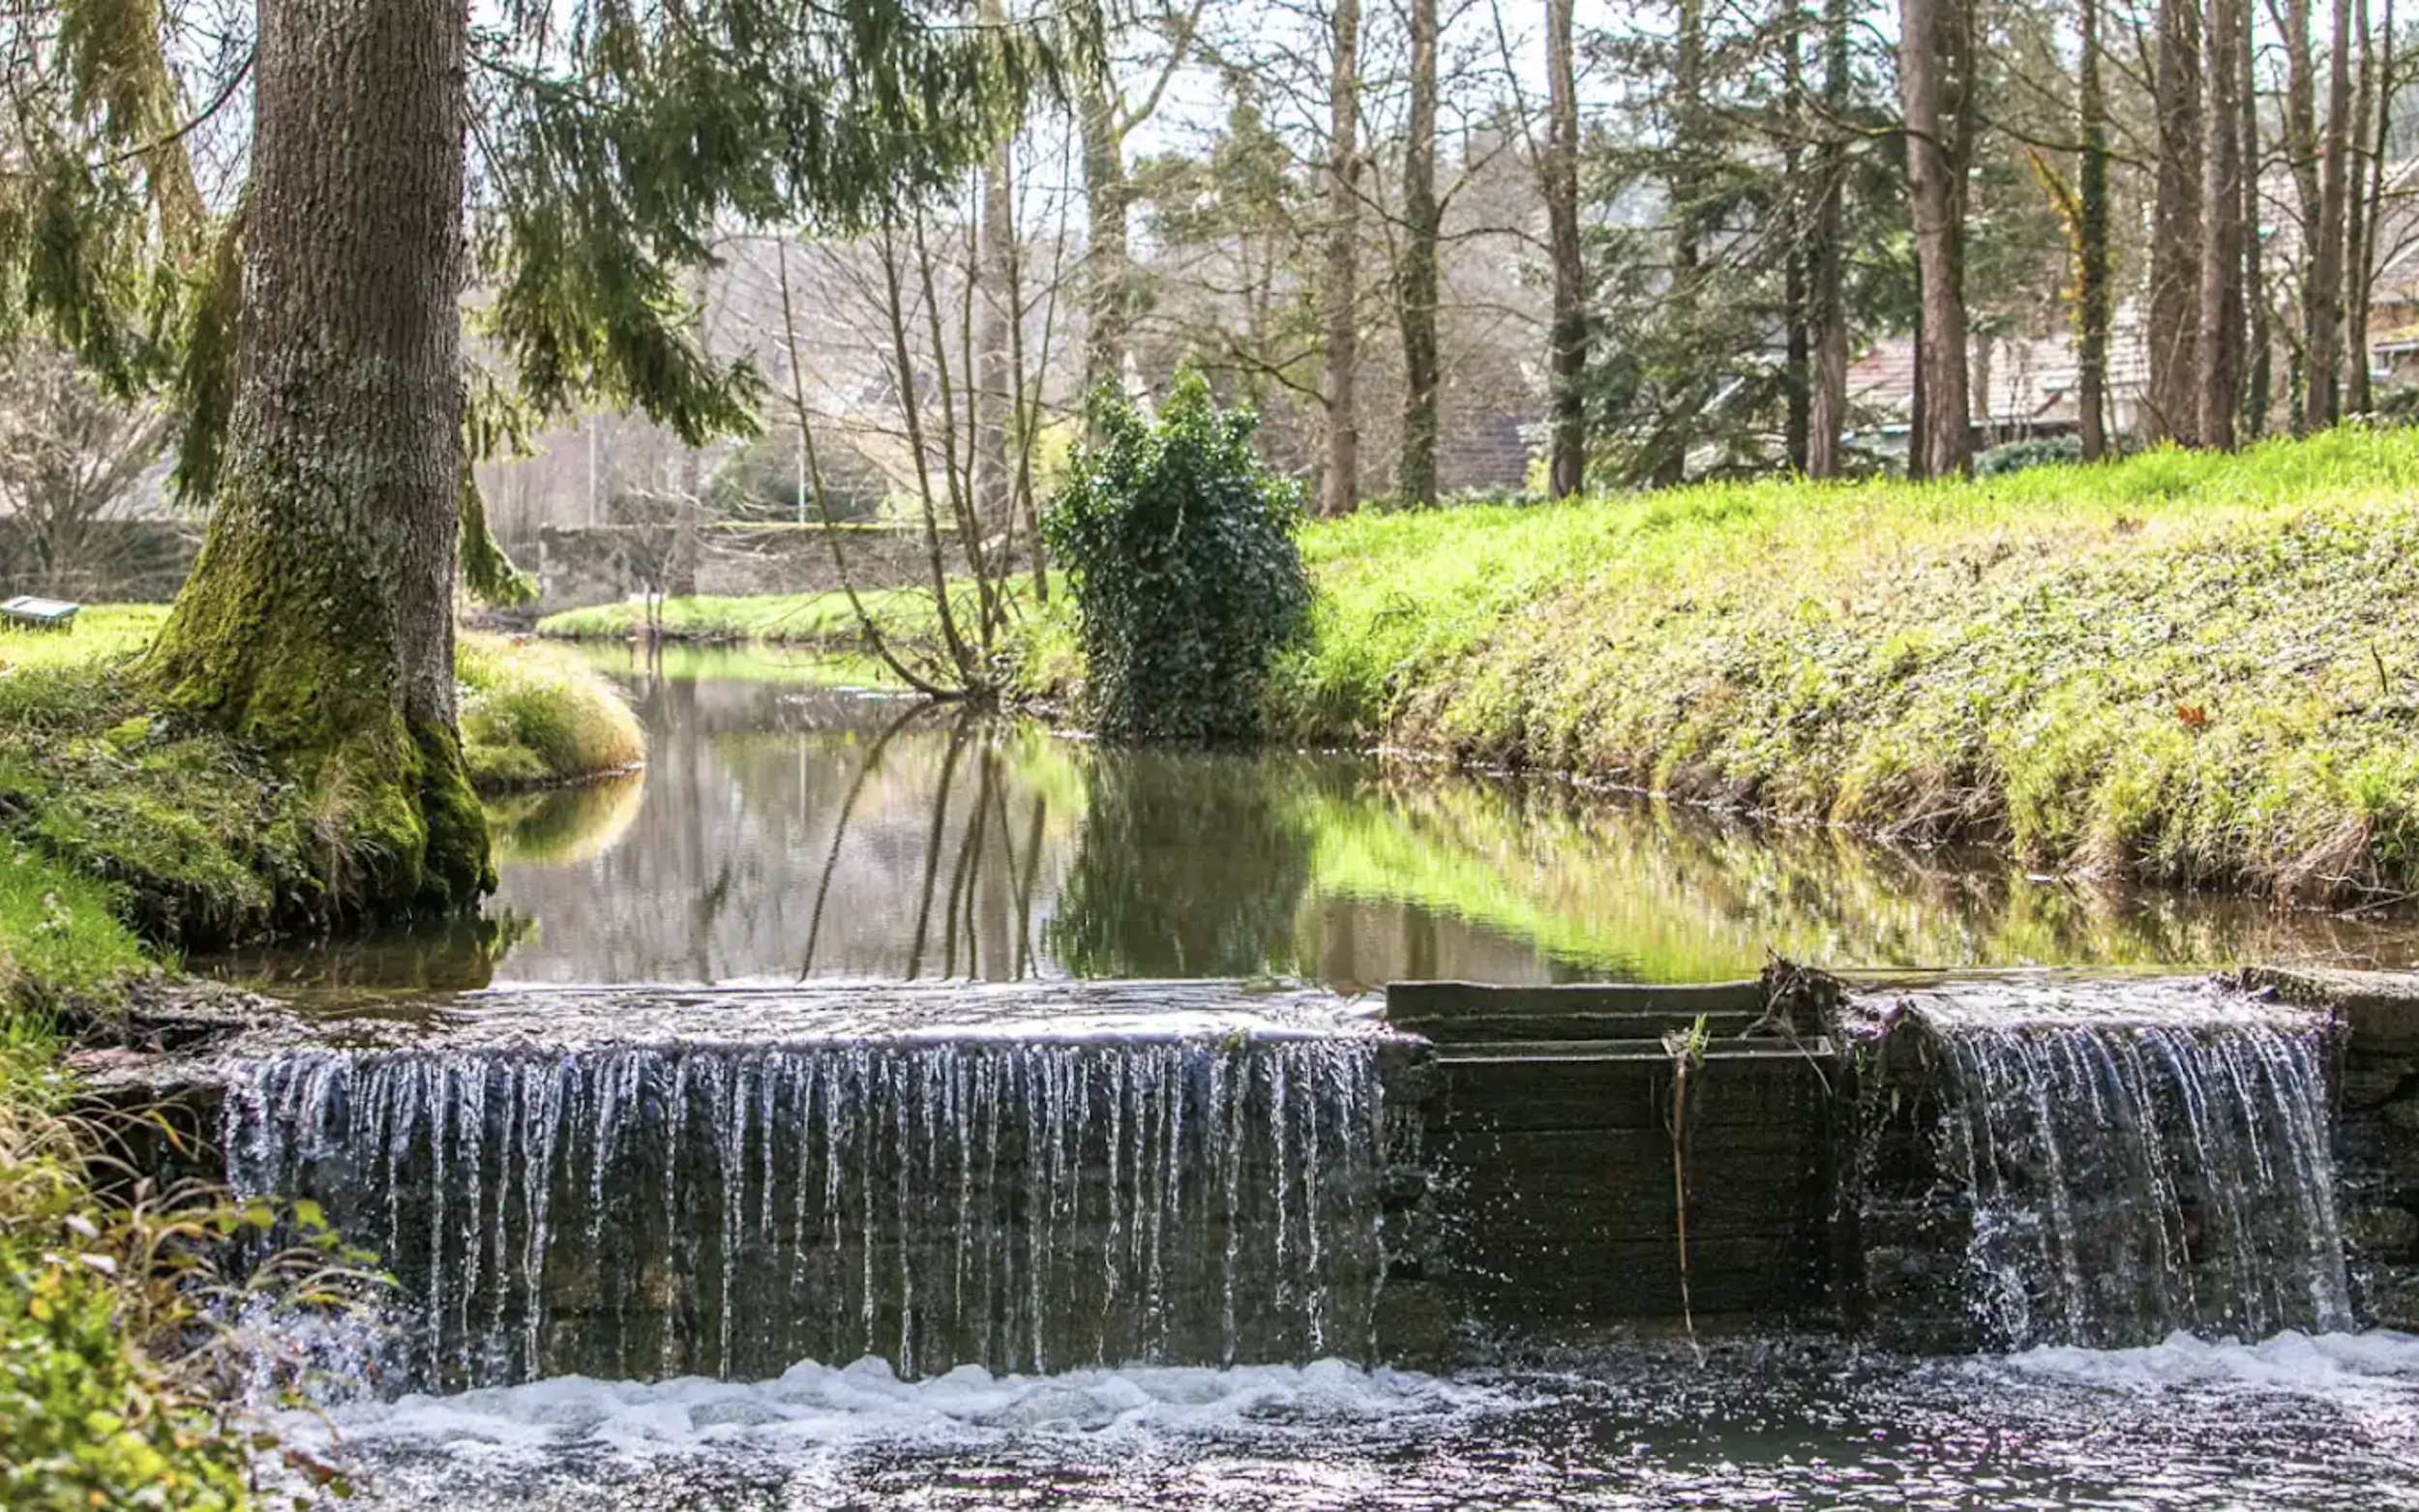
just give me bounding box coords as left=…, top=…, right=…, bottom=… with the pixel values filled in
left=456, top=634, right=646, bottom=792
left=1270, top=428, right=2419, bottom=901
left=535, top=583, right=951, bottom=644
left=0, top=607, right=643, bottom=955
left=0, top=608, right=644, bottom=1509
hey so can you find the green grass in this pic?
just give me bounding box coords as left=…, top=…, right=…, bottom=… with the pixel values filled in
left=543, top=428, right=2419, bottom=901
left=534, top=577, right=1046, bottom=655
left=1268, top=426, right=2419, bottom=901
left=0, top=849, right=152, bottom=1011
left=536, top=584, right=935, bottom=643
left=457, top=634, right=647, bottom=792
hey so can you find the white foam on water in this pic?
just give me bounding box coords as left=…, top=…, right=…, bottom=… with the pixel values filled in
left=287, top=1357, right=1497, bottom=1468
left=2002, top=1328, right=2419, bottom=1393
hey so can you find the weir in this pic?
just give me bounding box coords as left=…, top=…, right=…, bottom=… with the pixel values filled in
left=101, top=968, right=2419, bottom=1396
left=1849, top=978, right=2354, bottom=1349
left=212, top=985, right=1405, bottom=1393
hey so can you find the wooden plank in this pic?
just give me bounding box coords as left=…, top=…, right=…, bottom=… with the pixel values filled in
left=1430, top=1050, right=1837, bottom=1133
left=1435, top=1127, right=1827, bottom=1235
left=1385, top=980, right=1770, bottom=1043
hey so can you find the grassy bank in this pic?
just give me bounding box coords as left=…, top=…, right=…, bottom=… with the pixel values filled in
left=457, top=634, right=645, bottom=791
left=0, top=607, right=643, bottom=953
left=532, top=578, right=1047, bottom=668
left=1271, top=427, right=2419, bottom=902
left=0, top=609, right=633, bottom=1507
left=536, top=583, right=941, bottom=644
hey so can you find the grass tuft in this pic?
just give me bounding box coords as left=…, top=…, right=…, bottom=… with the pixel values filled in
left=457, top=635, right=646, bottom=792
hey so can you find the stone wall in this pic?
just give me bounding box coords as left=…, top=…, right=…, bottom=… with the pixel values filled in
left=0, top=518, right=199, bottom=603
left=2248, top=966, right=2419, bottom=1330
left=524, top=522, right=941, bottom=616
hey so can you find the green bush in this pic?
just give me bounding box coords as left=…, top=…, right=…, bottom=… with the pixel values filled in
left=1043, top=374, right=1311, bottom=740
left=1974, top=435, right=2084, bottom=476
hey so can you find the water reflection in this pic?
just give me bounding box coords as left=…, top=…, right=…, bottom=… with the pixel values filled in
left=204, top=656, right=2419, bottom=991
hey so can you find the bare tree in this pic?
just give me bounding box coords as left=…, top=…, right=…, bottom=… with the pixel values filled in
left=2347, top=0, right=2399, bottom=412
left=1322, top=0, right=1364, bottom=515
left=2308, top=0, right=2356, bottom=427
left=1807, top=0, right=1852, bottom=478
left=1079, top=1, right=1210, bottom=400
left=1900, top=0, right=1972, bottom=477
left=0, top=340, right=173, bottom=599
left=2076, top=0, right=2113, bottom=460
left=2197, top=0, right=2248, bottom=447
left=1396, top=0, right=1442, bottom=507
left=2146, top=0, right=2204, bottom=444
left=1544, top=0, right=1588, bottom=495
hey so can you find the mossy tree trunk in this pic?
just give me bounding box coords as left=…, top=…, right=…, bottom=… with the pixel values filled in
left=144, top=0, right=492, bottom=915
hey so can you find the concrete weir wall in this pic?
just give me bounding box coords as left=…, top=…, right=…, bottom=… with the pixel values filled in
left=86, top=967, right=2417, bottom=1379
left=1377, top=968, right=2417, bottom=1351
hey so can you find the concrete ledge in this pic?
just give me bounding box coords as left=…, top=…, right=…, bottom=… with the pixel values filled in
left=2240, top=965, right=2419, bottom=1047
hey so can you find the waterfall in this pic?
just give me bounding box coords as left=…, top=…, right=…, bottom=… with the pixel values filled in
left=1910, top=981, right=2351, bottom=1349
left=222, top=1035, right=1386, bottom=1394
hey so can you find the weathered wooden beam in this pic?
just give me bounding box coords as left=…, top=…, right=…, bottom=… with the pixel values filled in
left=1385, top=979, right=1771, bottom=1044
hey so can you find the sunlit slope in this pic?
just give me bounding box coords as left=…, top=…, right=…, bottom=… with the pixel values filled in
left=1276, top=429, right=2419, bottom=901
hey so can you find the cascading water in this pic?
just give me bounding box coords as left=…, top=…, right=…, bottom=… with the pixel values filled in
left=1906, top=978, right=2351, bottom=1349
left=221, top=1027, right=1387, bottom=1395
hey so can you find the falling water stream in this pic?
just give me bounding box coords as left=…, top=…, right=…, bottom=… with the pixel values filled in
left=220, top=992, right=1389, bottom=1393
left=1907, top=978, right=2353, bottom=1349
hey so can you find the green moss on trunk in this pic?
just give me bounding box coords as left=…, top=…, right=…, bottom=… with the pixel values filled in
left=144, top=524, right=494, bottom=920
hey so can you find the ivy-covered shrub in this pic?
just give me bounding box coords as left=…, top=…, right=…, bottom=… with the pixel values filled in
left=1043, top=374, right=1312, bottom=740
left=1974, top=435, right=2085, bottom=476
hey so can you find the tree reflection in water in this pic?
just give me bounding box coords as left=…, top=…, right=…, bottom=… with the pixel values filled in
left=192, top=657, right=2419, bottom=991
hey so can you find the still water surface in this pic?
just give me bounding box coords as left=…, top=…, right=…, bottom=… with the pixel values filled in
left=207, top=649, right=2417, bottom=993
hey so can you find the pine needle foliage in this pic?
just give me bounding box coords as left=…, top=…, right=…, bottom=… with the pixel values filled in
left=4, top=0, right=1093, bottom=485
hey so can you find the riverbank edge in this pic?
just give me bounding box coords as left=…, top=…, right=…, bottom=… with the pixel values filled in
left=532, top=429, right=2419, bottom=906
left=2, top=613, right=646, bottom=962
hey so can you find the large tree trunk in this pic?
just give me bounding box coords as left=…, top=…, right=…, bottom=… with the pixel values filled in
left=2243, top=9, right=2273, bottom=438
left=2308, top=0, right=2356, bottom=428
left=2198, top=0, right=2248, bottom=446
left=1544, top=0, right=1588, bottom=496
left=1396, top=0, right=1440, bottom=507
left=1807, top=0, right=1851, bottom=478
left=1899, top=0, right=1972, bottom=477
left=1320, top=0, right=1361, bottom=517
left=145, top=0, right=488, bottom=913
left=2146, top=0, right=2203, bottom=444
left=2077, top=0, right=2112, bottom=460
